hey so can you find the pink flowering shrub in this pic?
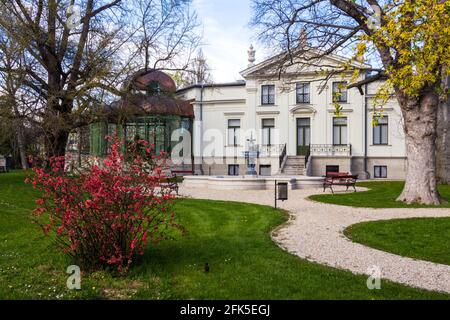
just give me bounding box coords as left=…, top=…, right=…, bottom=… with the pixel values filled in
left=26, top=136, right=178, bottom=273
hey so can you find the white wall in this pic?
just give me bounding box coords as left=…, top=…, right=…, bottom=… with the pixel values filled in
left=177, top=68, right=407, bottom=177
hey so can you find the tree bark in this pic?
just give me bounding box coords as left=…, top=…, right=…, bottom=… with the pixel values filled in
left=436, top=75, right=450, bottom=184
left=44, top=129, right=70, bottom=169
left=397, top=91, right=443, bottom=205
left=15, top=121, right=28, bottom=170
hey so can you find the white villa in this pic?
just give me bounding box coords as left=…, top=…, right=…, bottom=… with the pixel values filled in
left=176, top=46, right=406, bottom=180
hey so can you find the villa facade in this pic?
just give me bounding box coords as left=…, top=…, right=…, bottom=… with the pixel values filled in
left=177, top=49, right=407, bottom=179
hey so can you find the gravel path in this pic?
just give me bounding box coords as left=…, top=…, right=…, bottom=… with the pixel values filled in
left=179, top=185, right=450, bottom=294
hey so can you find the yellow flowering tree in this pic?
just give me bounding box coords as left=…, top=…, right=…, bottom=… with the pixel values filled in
left=252, top=0, right=450, bottom=204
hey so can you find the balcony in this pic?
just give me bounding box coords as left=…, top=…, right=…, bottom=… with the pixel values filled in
left=256, top=144, right=286, bottom=157
left=310, top=144, right=352, bottom=157
left=225, top=144, right=285, bottom=158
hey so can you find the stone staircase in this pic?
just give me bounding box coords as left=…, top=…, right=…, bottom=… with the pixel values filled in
left=280, top=156, right=306, bottom=176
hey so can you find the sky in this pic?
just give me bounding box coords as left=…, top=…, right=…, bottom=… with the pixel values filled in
left=192, top=0, right=266, bottom=83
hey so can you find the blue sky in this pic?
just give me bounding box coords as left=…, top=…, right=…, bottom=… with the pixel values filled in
left=192, top=0, right=265, bottom=82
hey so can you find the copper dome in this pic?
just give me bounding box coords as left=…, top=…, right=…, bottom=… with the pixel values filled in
left=125, top=69, right=177, bottom=93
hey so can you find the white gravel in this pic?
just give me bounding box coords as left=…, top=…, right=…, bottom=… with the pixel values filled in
left=179, top=185, right=450, bottom=294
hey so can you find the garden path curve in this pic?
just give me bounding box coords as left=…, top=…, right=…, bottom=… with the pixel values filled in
left=179, top=185, right=450, bottom=294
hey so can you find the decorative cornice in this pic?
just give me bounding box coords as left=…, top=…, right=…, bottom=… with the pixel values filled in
left=368, top=107, right=394, bottom=112
left=256, top=110, right=280, bottom=115
left=290, top=105, right=317, bottom=115
left=193, top=99, right=246, bottom=105
left=224, top=112, right=245, bottom=116
left=327, top=108, right=353, bottom=113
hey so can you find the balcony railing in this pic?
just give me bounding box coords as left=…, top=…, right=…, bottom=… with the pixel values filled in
left=257, top=144, right=286, bottom=157
left=226, top=144, right=285, bottom=158
left=310, top=144, right=352, bottom=157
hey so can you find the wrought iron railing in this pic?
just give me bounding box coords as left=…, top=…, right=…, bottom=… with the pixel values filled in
left=305, top=145, right=311, bottom=165
left=233, top=144, right=287, bottom=159
left=279, top=144, right=287, bottom=168
left=257, top=144, right=286, bottom=157
left=310, top=144, right=352, bottom=157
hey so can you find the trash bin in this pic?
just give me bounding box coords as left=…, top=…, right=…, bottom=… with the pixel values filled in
left=5, top=156, right=11, bottom=172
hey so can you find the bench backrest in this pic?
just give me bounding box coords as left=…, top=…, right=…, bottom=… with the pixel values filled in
left=171, top=170, right=193, bottom=176
left=326, top=172, right=350, bottom=178
left=324, top=172, right=358, bottom=183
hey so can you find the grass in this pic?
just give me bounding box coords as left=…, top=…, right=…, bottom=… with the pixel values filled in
left=345, top=218, right=450, bottom=266
left=309, top=181, right=450, bottom=208
left=0, top=171, right=448, bottom=299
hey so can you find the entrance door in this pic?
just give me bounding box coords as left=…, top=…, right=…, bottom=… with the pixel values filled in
left=297, top=118, right=311, bottom=155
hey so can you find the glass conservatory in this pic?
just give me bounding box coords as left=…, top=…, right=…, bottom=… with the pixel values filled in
left=90, top=68, right=193, bottom=158
left=67, top=69, right=194, bottom=167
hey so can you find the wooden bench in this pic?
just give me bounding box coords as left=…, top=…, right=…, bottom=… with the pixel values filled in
left=159, top=170, right=192, bottom=195
left=323, top=172, right=358, bottom=194
left=160, top=174, right=180, bottom=195
left=170, top=170, right=194, bottom=176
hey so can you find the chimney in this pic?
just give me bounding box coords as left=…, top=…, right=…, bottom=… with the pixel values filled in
left=248, top=44, right=256, bottom=67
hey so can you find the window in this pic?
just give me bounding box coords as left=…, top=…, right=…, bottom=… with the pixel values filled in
left=262, top=118, right=275, bottom=146
left=373, top=116, right=388, bottom=145
left=261, top=85, right=275, bottom=105
left=259, top=165, right=272, bottom=176
left=332, top=81, right=348, bottom=102
left=227, top=119, right=241, bottom=146
left=326, top=165, right=340, bottom=174
left=374, top=165, right=387, bottom=178
left=149, top=81, right=161, bottom=95
left=333, top=117, right=348, bottom=145
left=296, top=82, right=310, bottom=103
left=228, top=164, right=239, bottom=176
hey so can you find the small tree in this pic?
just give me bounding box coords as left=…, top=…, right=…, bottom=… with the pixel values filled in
left=27, top=136, right=179, bottom=273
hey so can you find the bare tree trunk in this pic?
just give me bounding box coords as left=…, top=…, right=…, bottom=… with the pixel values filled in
left=44, top=130, right=70, bottom=169
left=15, top=122, right=28, bottom=169
left=397, top=92, right=443, bottom=205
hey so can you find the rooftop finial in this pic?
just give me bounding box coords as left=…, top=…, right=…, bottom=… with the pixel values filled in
left=248, top=44, right=256, bottom=67
left=299, top=28, right=308, bottom=47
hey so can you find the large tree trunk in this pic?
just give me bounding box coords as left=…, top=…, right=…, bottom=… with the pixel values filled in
left=15, top=122, right=28, bottom=170
left=397, top=91, right=443, bottom=205
left=436, top=76, right=450, bottom=184
left=47, top=131, right=70, bottom=158
left=43, top=129, right=70, bottom=170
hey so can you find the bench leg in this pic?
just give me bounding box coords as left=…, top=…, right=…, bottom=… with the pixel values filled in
left=353, top=184, right=357, bottom=192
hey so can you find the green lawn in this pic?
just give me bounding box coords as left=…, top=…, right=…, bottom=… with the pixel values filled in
left=0, top=172, right=448, bottom=299
left=345, top=218, right=450, bottom=266
left=309, top=181, right=450, bottom=208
